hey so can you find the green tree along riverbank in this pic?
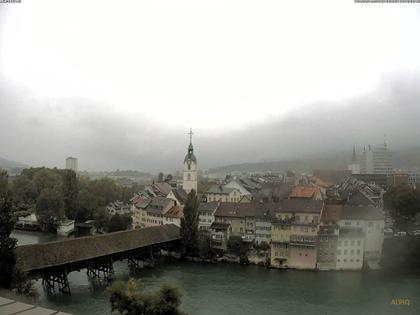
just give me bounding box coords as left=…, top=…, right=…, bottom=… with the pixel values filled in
left=9, top=167, right=136, bottom=232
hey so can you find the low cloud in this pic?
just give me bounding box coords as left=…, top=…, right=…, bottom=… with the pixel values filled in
left=1, top=72, right=420, bottom=173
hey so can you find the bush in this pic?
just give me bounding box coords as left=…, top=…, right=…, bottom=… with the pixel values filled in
left=107, top=278, right=186, bottom=315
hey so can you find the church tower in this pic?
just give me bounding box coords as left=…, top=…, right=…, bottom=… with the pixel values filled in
left=183, top=128, right=198, bottom=193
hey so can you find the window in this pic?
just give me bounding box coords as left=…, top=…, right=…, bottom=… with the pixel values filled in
left=188, top=163, right=191, bottom=170
left=357, top=240, right=361, bottom=246
left=368, top=222, right=373, bottom=227
left=357, top=249, right=360, bottom=254
left=187, top=173, right=191, bottom=180
left=351, top=240, right=355, bottom=246
left=305, top=216, right=308, bottom=222
left=344, top=240, right=348, bottom=246
left=344, top=250, right=348, bottom=254
left=345, top=221, right=351, bottom=226
left=337, top=250, right=341, bottom=255
left=350, top=250, right=354, bottom=255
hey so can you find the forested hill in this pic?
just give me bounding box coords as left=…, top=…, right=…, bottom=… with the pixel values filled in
left=209, top=153, right=349, bottom=174
left=0, top=156, right=27, bottom=169
left=209, top=147, right=420, bottom=174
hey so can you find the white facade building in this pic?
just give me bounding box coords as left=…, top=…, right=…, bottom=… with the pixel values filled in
left=65, top=157, right=78, bottom=172
left=338, top=205, right=385, bottom=268
left=336, top=228, right=365, bottom=270
left=224, top=180, right=252, bottom=198
left=182, top=129, right=198, bottom=193
left=360, top=143, right=393, bottom=175
left=198, top=201, right=219, bottom=231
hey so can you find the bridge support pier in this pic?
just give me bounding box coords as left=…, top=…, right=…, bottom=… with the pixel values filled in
left=42, top=270, right=70, bottom=295
left=128, top=257, right=145, bottom=273
left=87, top=260, right=114, bottom=282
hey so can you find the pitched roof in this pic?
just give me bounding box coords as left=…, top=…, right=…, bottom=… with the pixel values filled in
left=215, top=202, right=256, bottom=218
left=198, top=201, right=219, bottom=214
left=15, top=225, right=180, bottom=273
left=146, top=197, right=175, bottom=214
left=340, top=205, right=384, bottom=221
left=164, top=206, right=184, bottom=219
left=132, top=195, right=152, bottom=209
left=312, top=169, right=352, bottom=184
left=170, top=187, right=188, bottom=204
left=207, top=185, right=238, bottom=195
left=224, top=180, right=252, bottom=196
left=289, top=185, right=319, bottom=199
left=277, top=199, right=324, bottom=214
left=153, top=182, right=172, bottom=196
left=215, top=202, right=279, bottom=218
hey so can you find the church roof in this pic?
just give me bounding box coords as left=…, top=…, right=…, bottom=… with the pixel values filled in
left=184, top=143, right=197, bottom=163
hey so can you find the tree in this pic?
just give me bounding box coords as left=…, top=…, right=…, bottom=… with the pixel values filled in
left=0, top=170, right=17, bottom=288
left=384, top=184, right=420, bottom=218
left=89, top=177, right=119, bottom=207
left=62, top=170, right=79, bottom=221
left=32, top=168, right=62, bottom=195
left=227, top=236, right=250, bottom=264
left=199, top=235, right=215, bottom=260
left=180, top=189, right=199, bottom=256
left=107, top=213, right=132, bottom=232
left=12, top=174, right=37, bottom=208
left=108, top=278, right=185, bottom=315
left=93, top=206, right=110, bottom=233
left=36, top=188, right=65, bottom=232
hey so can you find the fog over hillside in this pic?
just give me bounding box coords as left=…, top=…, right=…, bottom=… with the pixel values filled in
left=1, top=2, right=420, bottom=173
left=1, top=72, right=420, bottom=173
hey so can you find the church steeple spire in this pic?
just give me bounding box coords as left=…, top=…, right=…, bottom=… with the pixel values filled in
left=352, top=145, right=357, bottom=162
left=183, top=128, right=198, bottom=193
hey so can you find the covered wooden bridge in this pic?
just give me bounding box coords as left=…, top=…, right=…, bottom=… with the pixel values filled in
left=15, top=224, right=181, bottom=294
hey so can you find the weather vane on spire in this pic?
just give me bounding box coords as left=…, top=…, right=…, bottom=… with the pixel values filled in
left=188, top=128, right=193, bottom=143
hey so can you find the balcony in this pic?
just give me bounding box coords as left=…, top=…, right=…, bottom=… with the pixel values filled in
left=289, top=235, right=317, bottom=246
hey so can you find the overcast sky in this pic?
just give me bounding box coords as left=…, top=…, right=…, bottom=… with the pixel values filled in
left=1, top=1, right=420, bottom=172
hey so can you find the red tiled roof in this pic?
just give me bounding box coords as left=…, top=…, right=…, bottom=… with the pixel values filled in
left=289, top=185, right=319, bottom=199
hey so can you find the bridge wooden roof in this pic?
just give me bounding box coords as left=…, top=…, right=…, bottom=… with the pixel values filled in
left=15, top=224, right=180, bottom=273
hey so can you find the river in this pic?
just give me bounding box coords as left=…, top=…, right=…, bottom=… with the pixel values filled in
left=8, top=231, right=420, bottom=315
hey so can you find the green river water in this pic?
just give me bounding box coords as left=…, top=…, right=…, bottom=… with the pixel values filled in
left=7, top=231, right=420, bottom=315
